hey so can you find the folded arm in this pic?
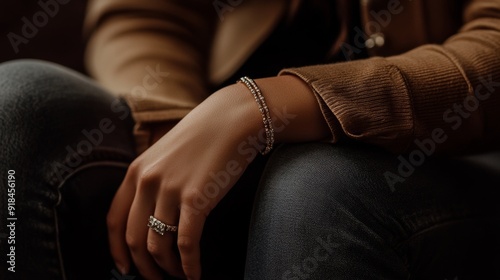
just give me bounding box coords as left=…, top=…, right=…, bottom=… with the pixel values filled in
left=85, top=0, right=216, bottom=152
left=281, top=0, right=500, bottom=154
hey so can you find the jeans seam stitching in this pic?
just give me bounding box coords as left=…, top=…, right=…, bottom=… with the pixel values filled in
left=52, top=160, right=130, bottom=279
left=47, top=147, right=134, bottom=187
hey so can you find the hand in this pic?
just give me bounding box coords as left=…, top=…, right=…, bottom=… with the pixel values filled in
left=106, top=75, right=330, bottom=279
left=107, top=82, right=263, bottom=279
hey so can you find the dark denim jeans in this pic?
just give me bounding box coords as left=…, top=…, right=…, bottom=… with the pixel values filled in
left=0, top=60, right=136, bottom=280
left=0, top=60, right=263, bottom=280
left=247, top=144, right=500, bottom=280
left=0, top=60, right=499, bottom=280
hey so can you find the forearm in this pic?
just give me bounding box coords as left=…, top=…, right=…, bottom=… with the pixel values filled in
left=280, top=0, right=500, bottom=154
left=248, top=76, right=331, bottom=144
left=85, top=0, right=216, bottom=152
left=85, top=0, right=214, bottom=119
left=150, top=75, right=330, bottom=147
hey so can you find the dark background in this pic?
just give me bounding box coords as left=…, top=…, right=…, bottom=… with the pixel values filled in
left=0, top=0, right=88, bottom=74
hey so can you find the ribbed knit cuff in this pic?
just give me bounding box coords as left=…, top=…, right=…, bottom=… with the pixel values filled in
left=279, top=57, right=414, bottom=152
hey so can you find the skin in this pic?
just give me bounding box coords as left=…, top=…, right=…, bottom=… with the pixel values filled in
left=107, top=75, right=331, bottom=280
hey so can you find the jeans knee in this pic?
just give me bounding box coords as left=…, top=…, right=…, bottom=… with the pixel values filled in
left=0, top=59, right=71, bottom=97
left=0, top=59, right=130, bottom=133
left=0, top=59, right=134, bottom=167
left=0, top=59, right=119, bottom=116
left=256, top=144, right=343, bottom=225
left=255, top=143, right=398, bottom=227
left=0, top=59, right=79, bottom=82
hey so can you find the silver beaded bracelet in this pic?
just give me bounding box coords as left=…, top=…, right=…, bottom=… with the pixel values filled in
left=238, top=76, right=275, bottom=155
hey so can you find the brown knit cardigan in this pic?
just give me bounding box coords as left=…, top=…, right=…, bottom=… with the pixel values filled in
left=84, top=0, right=500, bottom=154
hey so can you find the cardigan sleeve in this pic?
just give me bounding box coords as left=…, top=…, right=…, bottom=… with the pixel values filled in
left=280, top=0, right=500, bottom=154
left=84, top=0, right=215, bottom=153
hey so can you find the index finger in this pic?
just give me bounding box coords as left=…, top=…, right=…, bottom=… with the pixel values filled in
left=177, top=204, right=207, bottom=280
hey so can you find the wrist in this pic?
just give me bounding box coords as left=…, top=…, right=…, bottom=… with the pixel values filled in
left=237, top=77, right=275, bottom=154
left=185, top=82, right=263, bottom=151
left=217, top=83, right=264, bottom=143
left=243, top=76, right=330, bottom=144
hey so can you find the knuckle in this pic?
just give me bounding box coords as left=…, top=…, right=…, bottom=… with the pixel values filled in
left=136, top=167, right=158, bottom=191
left=183, top=190, right=204, bottom=206
left=146, top=241, right=163, bottom=258
left=127, top=160, right=141, bottom=177
left=138, top=170, right=154, bottom=184
left=177, top=235, right=196, bottom=253
left=125, top=232, right=140, bottom=250
left=182, top=190, right=197, bottom=202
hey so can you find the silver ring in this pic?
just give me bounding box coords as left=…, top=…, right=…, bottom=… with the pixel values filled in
left=147, top=215, right=178, bottom=235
